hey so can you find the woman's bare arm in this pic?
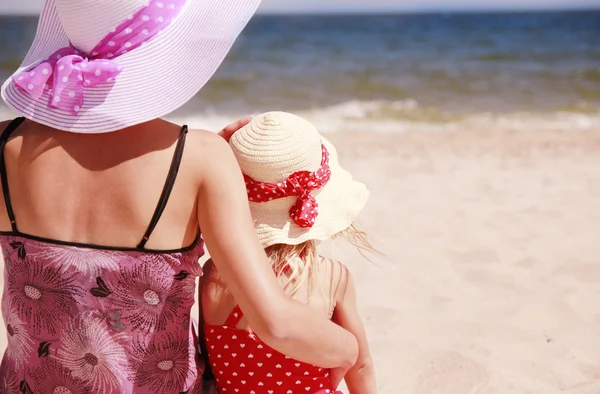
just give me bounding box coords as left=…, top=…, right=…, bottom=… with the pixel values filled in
left=194, top=131, right=358, bottom=369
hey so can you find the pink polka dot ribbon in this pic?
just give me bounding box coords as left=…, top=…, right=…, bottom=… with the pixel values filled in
left=244, top=144, right=332, bottom=229
left=12, top=0, right=186, bottom=115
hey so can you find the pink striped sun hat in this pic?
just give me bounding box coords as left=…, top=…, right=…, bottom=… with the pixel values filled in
left=1, top=0, right=261, bottom=133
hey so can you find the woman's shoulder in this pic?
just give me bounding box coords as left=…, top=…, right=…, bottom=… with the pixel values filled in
left=186, top=127, right=228, bottom=151
left=0, top=118, right=19, bottom=137
left=0, top=118, right=27, bottom=155
left=184, top=127, right=232, bottom=161
left=183, top=126, right=243, bottom=185
left=0, top=119, right=10, bottom=131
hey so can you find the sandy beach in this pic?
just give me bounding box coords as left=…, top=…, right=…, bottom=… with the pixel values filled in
left=325, top=127, right=600, bottom=394
left=1, top=125, right=600, bottom=393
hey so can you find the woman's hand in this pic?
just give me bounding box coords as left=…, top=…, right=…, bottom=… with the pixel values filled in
left=217, top=116, right=253, bottom=141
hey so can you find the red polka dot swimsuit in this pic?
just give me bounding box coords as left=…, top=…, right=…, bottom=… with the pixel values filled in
left=204, top=305, right=343, bottom=394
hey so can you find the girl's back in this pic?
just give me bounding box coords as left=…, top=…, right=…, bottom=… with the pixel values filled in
left=202, top=256, right=347, bottom=329
left=202, top=256, right=349, bottom=393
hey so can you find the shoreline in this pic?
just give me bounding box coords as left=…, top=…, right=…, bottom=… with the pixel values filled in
left=1, top=103, right=600, bottom=136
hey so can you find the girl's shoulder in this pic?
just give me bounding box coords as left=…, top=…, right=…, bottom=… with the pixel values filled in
left=318, top=256, right=351, bottom=310
left=319, top=255, right=350, bottom=278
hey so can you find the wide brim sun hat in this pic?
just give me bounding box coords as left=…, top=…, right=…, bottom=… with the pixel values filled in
left=1, top=0, right=261, bottom=133
left=230, top=111, right=370, bottom=247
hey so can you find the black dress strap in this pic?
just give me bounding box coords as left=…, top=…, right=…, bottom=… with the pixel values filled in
left=0, top=117, right=27, bottom=232
left=138, top=125, right=189, bottom=249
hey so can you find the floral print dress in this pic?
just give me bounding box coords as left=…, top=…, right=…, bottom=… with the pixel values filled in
left=0, top=118, right=205, bottom=393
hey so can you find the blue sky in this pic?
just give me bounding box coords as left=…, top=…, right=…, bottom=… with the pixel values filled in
left=1, top=0, right=599, bottom=14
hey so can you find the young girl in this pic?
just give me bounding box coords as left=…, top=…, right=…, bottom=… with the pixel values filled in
left=201, top=112, right=377, bottom=394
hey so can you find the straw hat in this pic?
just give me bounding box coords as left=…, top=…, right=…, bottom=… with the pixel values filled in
left=1, top=0, right=260, bottom=133
left=230, top=112, right=369, bottom=247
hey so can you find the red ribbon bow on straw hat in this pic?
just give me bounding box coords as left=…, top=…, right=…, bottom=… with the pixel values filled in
left=244, top=144, right=331, bottom=229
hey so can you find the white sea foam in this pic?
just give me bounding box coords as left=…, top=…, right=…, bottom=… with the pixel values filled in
left=168, top=100, right=600, bottom=134
left=2, top=100, right=599, bottom=134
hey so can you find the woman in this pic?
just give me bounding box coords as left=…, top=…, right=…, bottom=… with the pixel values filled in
left=0, top=0, right=357, bottom=393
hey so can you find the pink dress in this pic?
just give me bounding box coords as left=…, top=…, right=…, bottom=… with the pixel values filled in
left=0, top=118, right=205, bottom=393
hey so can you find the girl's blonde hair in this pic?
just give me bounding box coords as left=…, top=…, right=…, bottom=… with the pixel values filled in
left=265, top=224, right=379, bottom=297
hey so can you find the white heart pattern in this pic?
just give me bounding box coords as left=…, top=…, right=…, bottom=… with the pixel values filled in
left=205, top=321, right=334, bottom=393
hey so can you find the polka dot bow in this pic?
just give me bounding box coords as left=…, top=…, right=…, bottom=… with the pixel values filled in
left=12, top=0, right=186, bottom=115
left=245, top=144, right=332, bottom=229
